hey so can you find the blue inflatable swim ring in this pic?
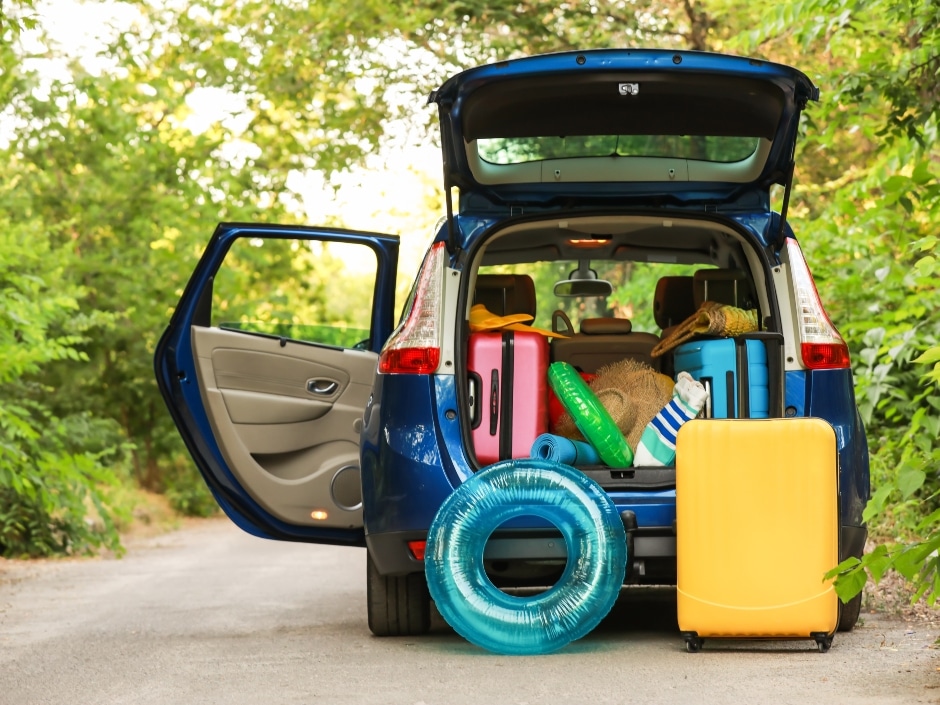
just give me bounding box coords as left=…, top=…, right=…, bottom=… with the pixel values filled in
left=424, top=459, right=627, bottom=655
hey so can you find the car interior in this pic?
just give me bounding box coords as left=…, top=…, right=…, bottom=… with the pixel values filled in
left=466, top=215, right=765, bottom=346
left=463, top=214, right=771, bottom=472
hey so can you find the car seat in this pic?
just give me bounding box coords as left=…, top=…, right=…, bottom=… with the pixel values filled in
left=692, top=268, right=756, bottom=310
left=550, top=317, right=661, bottom=373
left=473, top=273, right=537, bottom=318
left=653, top=276, right=697, bottom=340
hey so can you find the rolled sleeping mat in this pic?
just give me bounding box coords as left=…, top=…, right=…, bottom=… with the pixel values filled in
left=530, top=433, right=602, bottom=466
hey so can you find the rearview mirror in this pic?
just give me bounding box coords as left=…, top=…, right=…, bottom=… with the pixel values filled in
left=553, top=279, right=613, bottom=298
left=553, top=260, right=613, bottom=298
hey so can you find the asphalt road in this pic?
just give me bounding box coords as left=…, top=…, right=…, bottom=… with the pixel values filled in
left=0, top=518, right=937, bottom=705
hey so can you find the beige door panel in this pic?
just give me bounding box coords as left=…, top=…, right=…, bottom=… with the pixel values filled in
left=191, top=326, right=376, bottom=529
left=219, top=389, right=331, bottom=425
left=211, top=347, right=349, bottom=403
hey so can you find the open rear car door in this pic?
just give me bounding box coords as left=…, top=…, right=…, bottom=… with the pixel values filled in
left=155, top=223, right=399, bottom=545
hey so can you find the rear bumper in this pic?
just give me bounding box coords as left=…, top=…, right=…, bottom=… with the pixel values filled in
left=368, top=523, right=869, bottom=580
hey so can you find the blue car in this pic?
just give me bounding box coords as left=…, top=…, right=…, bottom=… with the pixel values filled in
left=155, top=49, right=869, bottom=637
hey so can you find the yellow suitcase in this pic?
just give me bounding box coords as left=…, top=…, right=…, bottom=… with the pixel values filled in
left=675, top=417, right=840, bottom=652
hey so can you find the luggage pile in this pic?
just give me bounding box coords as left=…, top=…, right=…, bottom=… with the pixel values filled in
left=466, top=299, right=841, bottom=653
left=467, top=299, right=783, bottom=471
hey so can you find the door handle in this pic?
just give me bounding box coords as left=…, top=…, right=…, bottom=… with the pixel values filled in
left=307, top=379, right=338, bottom=396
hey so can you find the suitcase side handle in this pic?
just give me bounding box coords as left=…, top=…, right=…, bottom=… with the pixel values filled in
left=468, top=371, right=483, bottom=430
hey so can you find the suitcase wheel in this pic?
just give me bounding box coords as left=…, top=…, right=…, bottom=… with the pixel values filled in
left=682, top=632, right=703, bottom=653
left=812, top=632, right=833, bottom=653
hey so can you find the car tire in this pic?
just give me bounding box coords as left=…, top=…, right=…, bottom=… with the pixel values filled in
left=424, top=458, right=626, bottom=655
left=837, top=591, right=863, bottom=632
left=366, top=552, right=431, bottom=637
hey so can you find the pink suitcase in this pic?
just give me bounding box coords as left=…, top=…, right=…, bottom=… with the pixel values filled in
left=468, top=330, right=549, bottom=464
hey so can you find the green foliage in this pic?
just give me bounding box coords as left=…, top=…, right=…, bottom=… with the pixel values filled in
left=162, top=462, right=219, bottom=519
left=0, top=448, right=126, bottom=558
left=827, top=510, right=940, bottom=607
left=828, top=334, right=940, bottom=605
left=0, top=211, right=126, bottom=556
left=0, top=0, right=38, bottom=36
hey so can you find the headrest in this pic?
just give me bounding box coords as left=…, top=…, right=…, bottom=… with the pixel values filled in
left=580, top=317, right=633, bottom=335
left=693, top=269, right=755, bottom=309
left=473, top=274, right=537, bottom=318
left=653, top=276, right=696, bottom=330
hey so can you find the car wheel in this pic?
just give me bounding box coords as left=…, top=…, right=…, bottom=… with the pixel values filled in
left=837, top=591, right=862, bottom=632
left=424, top=458, right=626, bottom=655
left=366, top=552, right=431, bottom=637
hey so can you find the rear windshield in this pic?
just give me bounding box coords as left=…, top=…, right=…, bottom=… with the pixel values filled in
left=477, top=135, right=760, bottom=165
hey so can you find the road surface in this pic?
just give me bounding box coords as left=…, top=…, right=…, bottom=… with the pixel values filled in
left=1, top=519, right=937, bottom=704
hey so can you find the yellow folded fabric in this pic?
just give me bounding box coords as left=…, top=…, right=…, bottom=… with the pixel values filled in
left=469, top=304, right=533, bottom=331
left=468, top=304, right=568, bottom=338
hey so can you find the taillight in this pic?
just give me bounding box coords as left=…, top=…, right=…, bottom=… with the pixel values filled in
left=407, top=540, right=426, bottom=561
left=378, top=242, right=446, bottom=374
left=786, top=238, right=851, bottom=369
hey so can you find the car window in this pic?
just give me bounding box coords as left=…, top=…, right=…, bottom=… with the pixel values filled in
left=211, top=236, right=378, bottom=350
left=478, top=135, right=760, bottom=165
left=478, top=260, right=710, bottom=333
